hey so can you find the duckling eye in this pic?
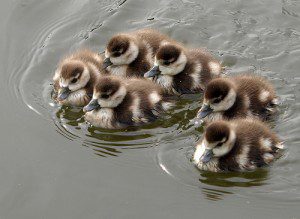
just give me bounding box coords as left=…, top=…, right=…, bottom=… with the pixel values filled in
left=71, top=78, right=78, bottom=84
left=113, top=51, right=122, bottom=57
left=164, top=60, right=171, bottom=66
left=213, top=97, right=222, bottom=104
left=101, top=94, right=109, bottom=99
left=216, top=142, right=223, bottom=147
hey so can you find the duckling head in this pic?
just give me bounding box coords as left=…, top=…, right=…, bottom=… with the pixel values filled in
left=83, top=76, right=127, bottom=112
left=144, top=44, right=187, bottom=78
left=57, top=60, right=90, bottom=101
left=103, top=35, right=139, bottom=69
left=197, top=78, right=237, bottom=119
left=193, top=120, right=236, bottom=164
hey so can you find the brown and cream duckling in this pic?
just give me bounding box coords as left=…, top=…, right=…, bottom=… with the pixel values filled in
left=197, top=74, right=278, bottom=122
left=52, top=50, right=103, bottom=106
left=83, top=76, right=174, bottom=129
left=144, top=42, right=221, bottom=94
left=193, top=119, right=284, bottom=172
left=103, top=29, right=172, bottom=77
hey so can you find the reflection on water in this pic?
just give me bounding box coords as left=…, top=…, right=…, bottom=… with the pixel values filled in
left=156, top=137, right=271, bottom=201
left=201, top=188, right=233, bottom=201
left=199, top=169, right=269, bottom=188
left=51, top=85, right=203, bottom=157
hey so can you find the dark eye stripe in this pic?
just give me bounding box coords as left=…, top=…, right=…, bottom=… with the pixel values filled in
left=164, top=60, right=173, bottom=65
left=101, top=94, right=109, bottom=99
left=71, top=78, right=78, bottom=83
left=213, top=96, right=222, bottom=103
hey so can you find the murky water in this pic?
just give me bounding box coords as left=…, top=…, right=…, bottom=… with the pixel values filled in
left=0, top=0, right=300, bottom=218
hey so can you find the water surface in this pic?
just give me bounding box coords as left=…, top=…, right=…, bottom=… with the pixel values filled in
left=0, top=0, right=300, bottom=218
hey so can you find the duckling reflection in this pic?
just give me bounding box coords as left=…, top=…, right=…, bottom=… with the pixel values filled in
left=201, top=187, right=233, bottom=201
left=199, top=168, right=269, bottom=188
left=54, top=106, right=127, bottom=157
left=55, top=105, right=84, bottom=127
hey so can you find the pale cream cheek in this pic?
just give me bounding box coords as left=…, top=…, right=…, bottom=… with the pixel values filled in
left=212, top=146, right=229, bottom=157
left=211, top=89, right=236, bottom=111
left=68, top=68, right=90, bottom=91
left=98, top=86, right=127, bottom=108
left=159, top=59, right=186, bottom=76
left=159, top=65, right=176, bottom=75
left=110, top=56, right=128, bottom=65
left=110, top=43, right=139, bottom=65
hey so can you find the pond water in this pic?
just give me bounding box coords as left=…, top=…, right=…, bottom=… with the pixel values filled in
left=0, top=0, right=300, bottom=218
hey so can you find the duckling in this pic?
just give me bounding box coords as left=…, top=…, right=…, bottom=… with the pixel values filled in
left=103, top=29, right=172, bottom=77
left=144, top=42, right=221, bottom=94
left=83, top=76, right=174, bottom=129
left=52, top=49, right=103, bottom=106
left=193, top=119, right=284, bottom=172
left=197, top=74, right=278, bottom=122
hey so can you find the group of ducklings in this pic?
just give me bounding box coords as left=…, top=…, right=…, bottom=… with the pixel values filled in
left=52, top=28, right=284, bottom=172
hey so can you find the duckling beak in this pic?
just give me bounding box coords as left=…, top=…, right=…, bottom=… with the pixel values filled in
left=83, top=99, right=100, bottom=112
left=197, top=104, right=213, bottom=119
left=200, top=149, right=213, bottom=164
left=58, top=87, right=71, bottom=101
left=102, top=57, right=113, bottom=69
left=144, top=65, right=161, bottom=78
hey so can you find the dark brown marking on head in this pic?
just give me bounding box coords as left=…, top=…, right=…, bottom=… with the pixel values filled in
left=204, top=79, right=231, bottom=102
left=156, top=44, right=181, bottom=64
left=205, top=121, right=230, bottom=144
left=94, top=77, right=121, bottom=97
left=107, top=35, right=130, bottom=57
left=61, top=63, right=84, bottom=79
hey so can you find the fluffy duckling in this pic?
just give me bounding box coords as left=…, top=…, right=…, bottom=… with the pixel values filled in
left=193, top=119, right=284, bottom=172
left=83, top=76, right=174, bottom=129
left=52, top=50, right=103, bottom=106
left=144, top=42, right=222, bottom=94
left=197, top=74, right=278, bottom=122
left=103, top=29, right=172, bottom=77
